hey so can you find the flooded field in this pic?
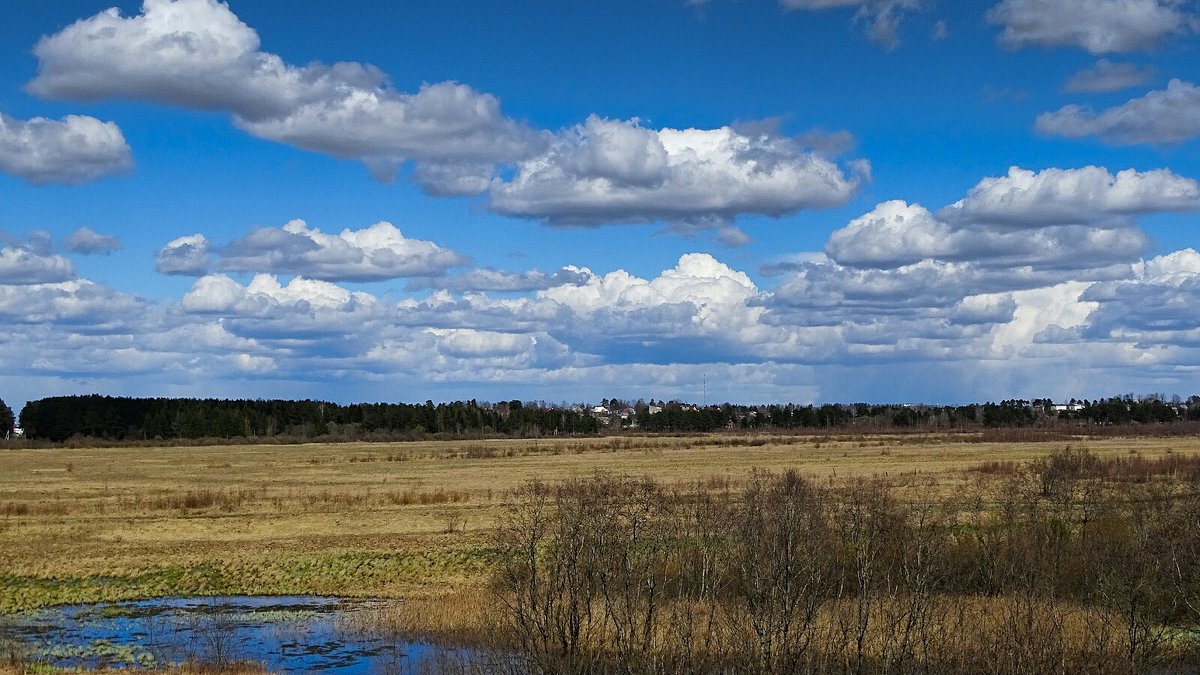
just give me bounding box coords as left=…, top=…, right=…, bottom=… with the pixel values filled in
left=1, top=595, right=469, bottom=673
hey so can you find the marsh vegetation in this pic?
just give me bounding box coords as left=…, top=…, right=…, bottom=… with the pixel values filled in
left=1, top=433, right=1198, bottom=672
left=485, top=453, right=1200, bottom=673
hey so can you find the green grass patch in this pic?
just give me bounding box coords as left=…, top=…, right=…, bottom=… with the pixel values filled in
left=0, top=544, right=497, bottom=614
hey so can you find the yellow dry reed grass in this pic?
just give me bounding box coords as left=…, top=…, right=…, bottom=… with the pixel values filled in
left=1, top=433, right=1196, bottom=613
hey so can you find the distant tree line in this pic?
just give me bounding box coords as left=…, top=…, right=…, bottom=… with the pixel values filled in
left=16, top=395, right=599, bottom=442
left=624, top=395, right=1200, bottom=433
left=12, top=393, right=1200, bottom=442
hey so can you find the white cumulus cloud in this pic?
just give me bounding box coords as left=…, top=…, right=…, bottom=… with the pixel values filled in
left=158, top=220, right=465, bottom=280
left=940, top=166, right=1200, bottom=226
left=28, top=0, right=543, bottom=182
left=767, top=163, right=1200, bottom=361
left=826, top=201, right=954, bottom=266
left=990, top=281, right=1099, bottom=354
left=489, top=116, right=865, bottom=231
left=155, top=234, right=212, bottom=275
left=0, top=279, right=145, bottom=329
left=0, top=112, right=132, bottom=185
left=181, top=273, right=377, bottom=316
left=824, top=166, right=1193, bottom=272
left=0, top=245, right=75, bottom=285
left=1081, top=249, right=1200, bottom=343
left=436, top=329, right=537, bottom=359
left=177, top=273, right=385, bottom=350
left=542, top=253, right=758, bottom=316
left=234, top=353, right=276, bottom=373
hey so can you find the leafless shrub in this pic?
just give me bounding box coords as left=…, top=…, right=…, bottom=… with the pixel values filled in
left=443, top=512, right=468, bottom=534
left=488, top=458, right=1200, bottom=674
left=734, top=470, right=832, bottom=673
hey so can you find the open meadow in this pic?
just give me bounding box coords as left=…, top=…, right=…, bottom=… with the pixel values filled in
left=1, top=432, right=1195, bottom=610
left=3, top=432, right=1200, bottom=673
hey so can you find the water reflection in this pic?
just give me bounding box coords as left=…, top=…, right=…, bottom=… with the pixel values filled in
left=2, top=596, right=467, bottom=673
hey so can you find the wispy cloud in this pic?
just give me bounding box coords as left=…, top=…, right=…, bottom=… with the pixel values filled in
left=1038, top=79, right=1200, bottom=145
left=989, top=0, right=1197, bottom=54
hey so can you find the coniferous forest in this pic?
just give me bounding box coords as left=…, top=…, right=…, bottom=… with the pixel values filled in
left=11, top=393, right=1200, bottom=442
left=15, top=396, right=598, bottom=442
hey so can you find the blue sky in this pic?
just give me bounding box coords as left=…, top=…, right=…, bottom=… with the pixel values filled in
left=1, top=0, right=1199, bottom=411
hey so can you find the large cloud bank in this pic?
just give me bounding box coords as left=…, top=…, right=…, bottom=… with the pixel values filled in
left=28, top=0, right=542, bottom=178
left=8, top=164, right=1200, bottom=404
left=27, top=0, right=863, bottom=235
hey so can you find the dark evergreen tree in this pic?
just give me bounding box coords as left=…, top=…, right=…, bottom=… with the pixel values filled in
left=0, top=397, right=13, bottom=433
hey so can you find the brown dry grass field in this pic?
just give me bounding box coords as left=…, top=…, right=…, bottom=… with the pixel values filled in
left=2, top=431, right=1196, bottom=615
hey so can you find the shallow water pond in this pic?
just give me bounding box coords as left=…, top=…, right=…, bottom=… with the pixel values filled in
left=1, top=595, right=468, bottom=673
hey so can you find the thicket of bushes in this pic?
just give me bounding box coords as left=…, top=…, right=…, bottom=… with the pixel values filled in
left=490, top=449, right=1200, bottom=674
